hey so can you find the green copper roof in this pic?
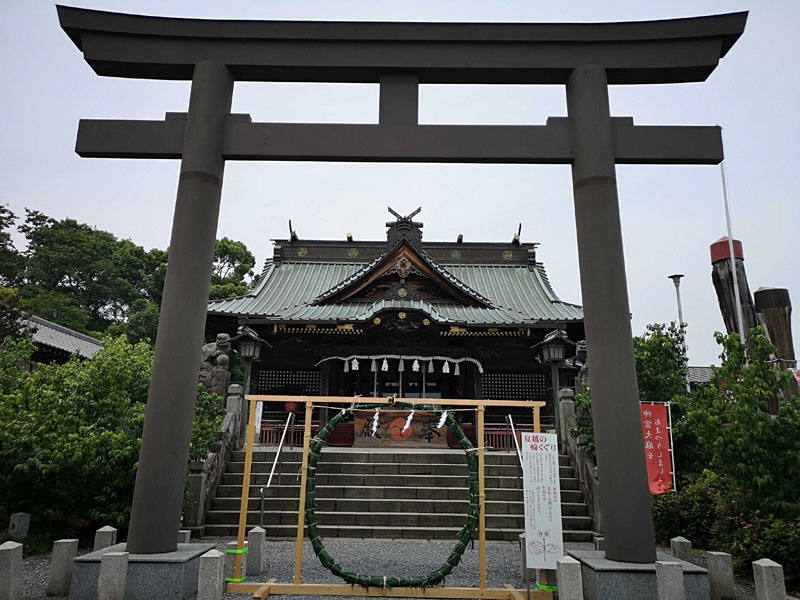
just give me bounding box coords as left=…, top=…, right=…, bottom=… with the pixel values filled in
left=208, top=259, right=582, bottom=326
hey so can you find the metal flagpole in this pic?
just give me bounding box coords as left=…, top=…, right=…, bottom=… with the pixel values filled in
left=720, top=160, right=747, bottom=345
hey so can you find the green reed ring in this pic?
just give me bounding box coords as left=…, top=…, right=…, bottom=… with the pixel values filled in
left=304, top=400, right=481, bottom=588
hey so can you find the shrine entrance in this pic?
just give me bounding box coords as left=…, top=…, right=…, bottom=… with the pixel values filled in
left=59, top=4, right=746, bottom=568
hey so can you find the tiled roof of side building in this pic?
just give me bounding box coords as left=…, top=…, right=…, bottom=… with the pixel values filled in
left=688, top=366, right=714, bottom=384
left=24, top=315, right=104, bottom=359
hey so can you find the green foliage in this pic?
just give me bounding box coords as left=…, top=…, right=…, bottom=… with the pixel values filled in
left=685, top=328, right=800, bottom=517
left=14, top=209, right=168, bottom=336
left=190, top=385, right=226, bottom=462
left=0, top=336, right=150, bottom=533
left=106, top=298, right=160, bottom=344
left=2, top=208, right=255, bottom=345
left=212, top=237, right=255, bottom=287
left=0, top=286, right=24, bottom=341
left=634, top=323, right=688, bottom=404
left=0, top=206, right=21, bottom=286
left=0, top=336, right=229, bottom=538
left=0, top=334, right=35, bottom=396
left=713, top=504, right=800, bottom=587
left=571, top=388, right=596, bottom=460
left=651, top=479, right=718, bottom=548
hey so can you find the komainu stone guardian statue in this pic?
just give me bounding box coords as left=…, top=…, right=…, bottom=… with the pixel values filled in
left=199, top=333, right=231, bottom=396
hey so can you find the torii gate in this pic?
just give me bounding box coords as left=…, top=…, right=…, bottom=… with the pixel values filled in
left=58, top=6, right=746, bottom=564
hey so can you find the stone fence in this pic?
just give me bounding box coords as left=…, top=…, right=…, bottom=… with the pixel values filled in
left=558, top=388, right=603, bottom=534
left=183, top=383, right=247, bottom=535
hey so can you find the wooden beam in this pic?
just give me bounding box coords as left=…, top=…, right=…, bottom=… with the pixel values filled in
left=293, top=401, right=315, bottom=584
left=232, top=396, right=259, bottom=581
left=245, top=395, right=546, bottom=409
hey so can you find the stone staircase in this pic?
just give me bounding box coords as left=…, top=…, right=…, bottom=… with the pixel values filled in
left=204, top=447, right=593, bottom=542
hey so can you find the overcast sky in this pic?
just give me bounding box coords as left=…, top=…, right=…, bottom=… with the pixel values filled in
left=1, top=0, right=797, bottom=366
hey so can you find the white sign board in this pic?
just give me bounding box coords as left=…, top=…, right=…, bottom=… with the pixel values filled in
left=521, top=432, right=564, bottom=569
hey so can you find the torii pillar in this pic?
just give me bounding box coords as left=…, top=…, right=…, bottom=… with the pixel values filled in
left=58, top=6, right=747, bottom=585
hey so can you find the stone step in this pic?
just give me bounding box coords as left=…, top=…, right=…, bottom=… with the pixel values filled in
left=213, top=484, right=585, bottom=504
left=209, top=496, right=588, bottom=517
left=220, top=471, right=577, bottom=489
left=224, top=460, right=568, bottom=478
left=206, top=509, right=592, bottom=533
left=202, top=523, right=595, bottom=543
left=231, top=449, right=566, bottom=465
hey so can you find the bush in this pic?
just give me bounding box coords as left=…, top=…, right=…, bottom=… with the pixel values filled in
left=714, top=504, right=800, bottom=588
left=0, top=336, right=227, bottom=540
left=651, top=478, right=718, bottom=548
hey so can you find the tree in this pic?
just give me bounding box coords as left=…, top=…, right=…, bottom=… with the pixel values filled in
left=0, top=335, right=226, bottom=537
left=0, top=287, right=24, bottom=342
left=13, top=210, right=168, bottom=337
left=0, top=206, right=21, bottom=286
left=685, top=328, right=800, bottom=516
left=210, top=237, right=255, bottom=299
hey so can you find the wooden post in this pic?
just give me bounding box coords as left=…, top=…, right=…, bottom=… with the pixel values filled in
left=533, top=404, right=541, bottom=434
left=293, top=401, right=315, bottom=584
left=477, top=404, right=487, bottom=589
left=234, top=396, right=259, bottom=581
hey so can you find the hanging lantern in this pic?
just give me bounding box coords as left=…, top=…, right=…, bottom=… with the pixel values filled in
left=412, top=359, right=420, bottom=372
left=398, top=359, right=405, bottom=372
left=442, top=361, right=450, bottom=374
left=454, top=362, right=461, bottom=376
left=428, top=360, right=435, bottom=373
left=370, top=359, right=377, bottom=372
left=343, top=359, right=350, bottom=373
left=352, top=358, right=359, bottom=371
left=381, top=359, right=389, bottom=372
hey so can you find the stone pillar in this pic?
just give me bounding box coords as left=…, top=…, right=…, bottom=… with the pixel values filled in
left=752, top=558, right=786, bottom=600
left=46, top=539, right=79, bottom=597
left=559, top=387, right=575, bottom=446
left=0, top=541, right=22, bottom=600
left=247, top=526, right=266, bottom=575
left=94, top=525, right=117, bottom=551
left=178, top=530, right=191, bottom=544
left=8, top=513, right=30, bottom=540
left=127, top=60, right=234, bottom=554
left=566, top=63, right=656, bottom=563
left=97, top=551, right=129, bottom=600
left=197, top=549, right=225, bottom=600
left=556, top=556, right=583, bottom=600
left=706, top=551, right=735, bottom=600
left=655, top=561, right=686, bottom=600
left=670, top=537, right=693, bottom=563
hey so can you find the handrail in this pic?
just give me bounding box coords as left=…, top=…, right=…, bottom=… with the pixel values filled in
left=505, top=414, right=523, bottom=490
left=266, top=411, right=294, bottom=488
left=506, top=414, right=523, bottom=468
left=260, top=412, right=295, bottom=527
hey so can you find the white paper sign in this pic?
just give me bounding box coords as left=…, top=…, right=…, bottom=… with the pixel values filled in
left=521, top=432, right=564, bottom=569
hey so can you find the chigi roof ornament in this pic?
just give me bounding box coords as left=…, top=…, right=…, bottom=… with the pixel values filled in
left=386, top=206, right=423, bottom=248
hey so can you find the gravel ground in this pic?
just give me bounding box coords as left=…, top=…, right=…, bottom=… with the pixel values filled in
left=19, top=537, right=775, bottom=599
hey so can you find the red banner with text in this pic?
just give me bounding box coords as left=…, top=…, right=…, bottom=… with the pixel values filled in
left=640, top=403, right=674, bottom=495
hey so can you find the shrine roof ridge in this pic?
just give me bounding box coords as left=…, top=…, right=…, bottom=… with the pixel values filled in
left=57, top=6, right=747, bottom=84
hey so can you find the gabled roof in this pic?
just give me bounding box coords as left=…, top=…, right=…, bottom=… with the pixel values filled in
left=312, top=239, right=493, bottom=308
left=23, top=316, right=104, bottom=359
left=208, top=258, right=582, bottom=326
left=208, top=209, right=582, bottom=327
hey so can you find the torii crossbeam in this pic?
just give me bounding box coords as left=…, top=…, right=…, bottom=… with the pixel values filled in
left=58, top=6, right=747, bottom=566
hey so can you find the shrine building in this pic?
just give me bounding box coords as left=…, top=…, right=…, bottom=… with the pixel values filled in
left=205, top=209, right=584, bottom=439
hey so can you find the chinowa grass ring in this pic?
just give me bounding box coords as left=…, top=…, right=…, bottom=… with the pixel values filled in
left=304, top=399, right=480, bottom=588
